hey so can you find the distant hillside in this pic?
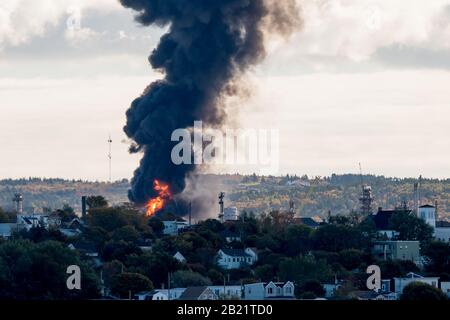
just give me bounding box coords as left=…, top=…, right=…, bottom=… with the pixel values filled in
left=0, top=174, right=448, bottom=220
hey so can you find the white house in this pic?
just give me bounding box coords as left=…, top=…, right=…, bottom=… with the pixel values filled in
left=394, top=273, right=439, bottom=294
left=440, top=282, right=450, bottom=297
left=245, top=247, right=258, bottom=263
left=434, top=227, right=450, bottom=243
left=223, top=207, right=239, bottom=221
left=244, top=282, right=295, bottom=300
left=208, top=285, right=243, bottom=299
left=322, top=280, right=343, bottom=298
left=162, top=219, right=189, bottom=236
left=419, top=205, right=436, bottom=228
left=135, top=288, right=186, bottom=300
left=216, top=248, right=257, bottom=270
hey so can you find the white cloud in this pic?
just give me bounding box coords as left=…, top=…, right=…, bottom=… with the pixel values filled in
left=0, top=0, right=121, bottom=50
left=268, top=0, right=450, bottom=67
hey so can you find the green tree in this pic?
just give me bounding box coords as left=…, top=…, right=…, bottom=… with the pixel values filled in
left=86, top=196, right=108, bottom=209
left=422, top=241, right=450, bottom=274
left=171, top=270, right=212, bottom=288
left=111, top=226, right=140, bottom=243
left=401, top=282, right=448, bottom=301
left=101, top=240, right=142, bottom=262
left=111, top=273, right=153, bottom=298
left=125, top=252, right=181, bottom=288
left=55, top=204, right=77, bottom=223
left=297, top=279, right=326, bottom=298
left=338, top=249, right=367, bottom=270
left=311, top=224, right=370, bottom=252
left=0, top=208, right=15, bottom=223
left=278, top=255, right=333, bottom=285
left=15, top=226, right=68, bottom=243
left=389, top=210, right=433, bottom=242
left=281, top=225, right=312, bottom=256
left=103, top=260, right=124, bottom=288
left=254, top=264, right=275, bottom=282
left=0, top=240, right=100, bottom=300
left=148, top=217, right=165, bottom=236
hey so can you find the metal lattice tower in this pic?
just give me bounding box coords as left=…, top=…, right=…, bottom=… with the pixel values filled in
left=218, top=192, right=225, bottom=222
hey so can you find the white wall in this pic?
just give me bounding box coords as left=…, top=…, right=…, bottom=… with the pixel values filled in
left=394, top=277, right=439, bottom=294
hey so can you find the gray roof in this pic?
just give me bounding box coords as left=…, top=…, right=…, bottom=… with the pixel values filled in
left=220, top=249, right=251, bottom=257
left=178, top=287, right=210, bottom=300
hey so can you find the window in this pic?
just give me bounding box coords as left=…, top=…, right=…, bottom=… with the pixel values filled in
left=267, top=287, right=273, bottom=294
left=432, top=282, right=437, bottom=287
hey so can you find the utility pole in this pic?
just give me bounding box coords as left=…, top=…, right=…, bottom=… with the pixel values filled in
left=108, top=135, right=113, bottom=183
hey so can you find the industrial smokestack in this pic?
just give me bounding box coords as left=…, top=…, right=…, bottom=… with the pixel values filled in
left=12, top=193, right=23, bottom=214
left=120, top=0, right=301, bottom=207
left=81, top=196, right=87, bottom=220
left=413, top=182, right=419, bottom=216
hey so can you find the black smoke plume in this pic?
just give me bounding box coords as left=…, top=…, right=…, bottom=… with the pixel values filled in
left=120, top=0, right=300, bottom=206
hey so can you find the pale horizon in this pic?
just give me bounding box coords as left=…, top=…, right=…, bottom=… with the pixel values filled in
left=1, top=0, right=449, bottom=181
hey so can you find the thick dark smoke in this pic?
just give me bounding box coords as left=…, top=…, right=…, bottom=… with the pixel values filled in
left=120, top=0, right=301, bottom=206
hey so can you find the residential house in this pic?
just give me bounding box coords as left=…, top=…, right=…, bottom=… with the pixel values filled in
left=208, top=285, right=242, bottom=300
left=371, top=208, right=400, bottom=240
left=434, top=221, right=450, bottom=242
left=419, top=204, right=436, bottom=228
left=163, top=219, right=189, bottom=236
left=59, top=228, right=82, bottom=238
left=322, top=280, right=343, bottom=298
left=223, top=207, right=239, bottom=222
left=394, top=273, right=439, bottom=294
left=178, top=286, right=218, bottom=300
left=135, top=288, right=186, bottom=301
left=244, top=281, right=295, bottom=300
left=440, top=282, right=450, bottom=297
left=347, top=291, right=387, bottom=300
left=222, top=230, right=241, bottom=243
left=68, top=242, right=99, bottom=258
left=137, top=239, right=152, bottom=252
left=372, top=241, right=420, bottom=262
left=216, top=248, right=257, bottom=270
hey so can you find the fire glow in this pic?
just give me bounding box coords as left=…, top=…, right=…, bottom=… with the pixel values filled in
left=145, top=179, right=172, bottom=217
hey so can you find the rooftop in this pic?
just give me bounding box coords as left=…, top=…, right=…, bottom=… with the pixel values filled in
left=220, top=248, right=251, bottom=257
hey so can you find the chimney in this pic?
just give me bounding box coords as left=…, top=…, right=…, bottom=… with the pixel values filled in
left=81, top=196, right=87, bottom=220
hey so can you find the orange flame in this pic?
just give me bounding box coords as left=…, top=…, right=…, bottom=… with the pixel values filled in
left=145, top=179, right=172, bottom=217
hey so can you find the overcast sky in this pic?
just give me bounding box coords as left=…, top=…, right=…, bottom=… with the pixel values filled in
left=0, top=0, right=449, bottom=180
